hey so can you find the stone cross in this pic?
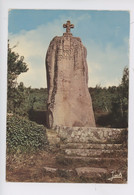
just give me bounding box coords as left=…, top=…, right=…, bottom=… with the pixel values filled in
left=63, top=21, right=74, bottom=33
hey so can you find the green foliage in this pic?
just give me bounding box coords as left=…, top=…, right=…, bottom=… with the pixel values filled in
left=8, top=82, right=27, bottom=115
left=28, top=88, right=48, bottom=111
left=7, top=41, right=28, bottom=113
left=8, top=41, right=28, bottom=90
left=90, top=67, right=129, bottom=128
left=90, top=86, right=114, bottom=113
left=7, top=41, right=47, bottom=116
left=110, top=67, right=129, bottom=127
left=6, top=115, right=48, bottom=154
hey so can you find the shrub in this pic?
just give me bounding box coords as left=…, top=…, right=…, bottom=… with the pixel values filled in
left=6, top=115, right=48, bottom=154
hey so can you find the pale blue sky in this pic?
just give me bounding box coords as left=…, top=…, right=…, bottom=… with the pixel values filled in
left=8, top=9, right=130, bottom=88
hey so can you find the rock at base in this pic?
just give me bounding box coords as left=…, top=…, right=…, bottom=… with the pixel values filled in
left=75, top=167, right=107, bottom=178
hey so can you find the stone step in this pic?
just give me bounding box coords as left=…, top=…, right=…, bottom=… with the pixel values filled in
left=75, top=166, right=108, bottom=178
left=46, top=129, right=60, bottom=145
left=62, top=156, right=127, bottom=172
left=63, top=156, right=127, bottom=172
left=64, top=156, right=127, bottom=164
left=60, top=143, right=125, bottom=150
left=55, top=126, right=128, bottom=144
left=64, top=155, right=127, bottom=161
left=64, top=148, right=127, bottom=158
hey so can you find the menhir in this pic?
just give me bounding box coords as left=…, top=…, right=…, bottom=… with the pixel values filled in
left=45, top=21, right=96, bottom=128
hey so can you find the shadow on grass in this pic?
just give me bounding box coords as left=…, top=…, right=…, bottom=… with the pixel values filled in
left=96, top=112, right=128, bottom=128
left=28, top=109, right=47, bottom=127
left=96, top=113, right=113, bottom=127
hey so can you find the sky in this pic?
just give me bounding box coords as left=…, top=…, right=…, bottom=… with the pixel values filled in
left=8, top=9, right=130, bottom=88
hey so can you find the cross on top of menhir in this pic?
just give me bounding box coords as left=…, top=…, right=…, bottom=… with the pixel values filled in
left=63, top=21, right=74, bottom=34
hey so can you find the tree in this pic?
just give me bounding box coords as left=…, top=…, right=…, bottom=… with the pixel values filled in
left=120, top=67, right=129, bottom=99
left=110, top=67, right=129, bottom=127
left=90, top=67, right=129, bottom=128
left=8, top=41, right=28, bottom=89
left=7, top=41, right=29, bottom=113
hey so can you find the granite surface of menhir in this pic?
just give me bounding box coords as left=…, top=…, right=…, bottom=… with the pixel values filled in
left=46, top=21, right=95, bottom=128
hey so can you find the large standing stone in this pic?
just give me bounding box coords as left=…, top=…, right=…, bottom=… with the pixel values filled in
left=46, top=21, right=95, bottom=128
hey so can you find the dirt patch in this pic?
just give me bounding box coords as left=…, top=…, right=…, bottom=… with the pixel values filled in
left=6, top=150, right=127, bottom=183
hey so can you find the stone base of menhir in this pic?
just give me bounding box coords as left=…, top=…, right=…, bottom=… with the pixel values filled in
left=47, top=126, right=127, bottom=160
left=55, top=126, right=127, bottom=144
left=46, top=126, right=128, bottom=183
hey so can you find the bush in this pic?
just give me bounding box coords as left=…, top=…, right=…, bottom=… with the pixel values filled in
left=6, top=115, right=48, bottom=154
